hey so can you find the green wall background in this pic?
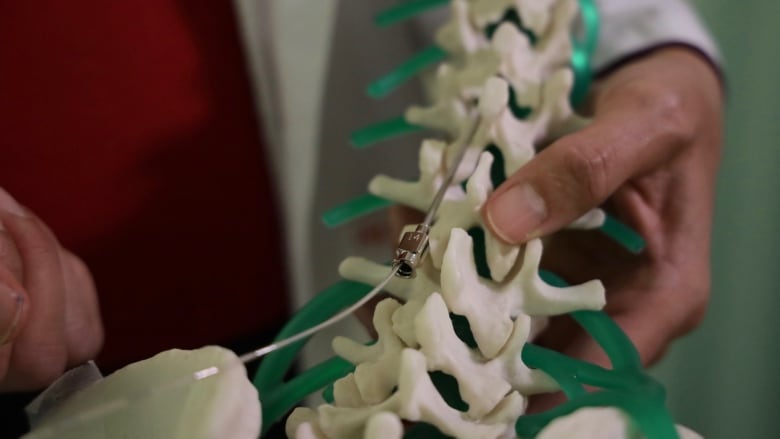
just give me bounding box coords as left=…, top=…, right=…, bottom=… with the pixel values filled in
left=650, top=1, right=780, bottom=437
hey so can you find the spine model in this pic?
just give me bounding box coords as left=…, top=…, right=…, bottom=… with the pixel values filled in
left=283, top=1, right=695, bottom=438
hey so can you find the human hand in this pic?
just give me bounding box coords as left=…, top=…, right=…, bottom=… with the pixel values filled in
left=0, top=188, right=104, bottom=391
left=483, top=47, right=723, bottom=376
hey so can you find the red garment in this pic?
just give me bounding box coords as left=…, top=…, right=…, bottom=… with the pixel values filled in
left=0, top=1, right=289, bottom=369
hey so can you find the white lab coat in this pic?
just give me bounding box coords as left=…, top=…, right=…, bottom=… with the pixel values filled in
left=230, top=0, right=718, bottom=369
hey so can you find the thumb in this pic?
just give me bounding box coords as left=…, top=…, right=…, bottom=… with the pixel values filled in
left=482, top=87, right=684, bottom=244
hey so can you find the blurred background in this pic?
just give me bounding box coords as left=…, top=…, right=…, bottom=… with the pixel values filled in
left=650, top=1, right=780, bottom=437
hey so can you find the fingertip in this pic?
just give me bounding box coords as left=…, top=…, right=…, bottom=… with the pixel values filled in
left=483, top=205, right=514, bottom=244
left=484, top=183, right=547, bottom=244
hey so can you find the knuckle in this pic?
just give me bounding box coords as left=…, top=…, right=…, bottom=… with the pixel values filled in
left=654, top=95, right=695, bottom=146
left=559, top=143, right=612, bottom=206
left=65, top=252, right=95, bottom=288
left=622, top=81, right=696, bottom=145
left=69, top=254, right=90, bottom=277
left=12, top=216, right=60, bottom=262
left=71, top=310, right=105, bottom=361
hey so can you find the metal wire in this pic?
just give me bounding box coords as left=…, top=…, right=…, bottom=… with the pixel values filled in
left=237, top=264, right=400, bottom=364
left=392, top=114, right=482, bottom=279
left=422, top=114, right=482, bottom=227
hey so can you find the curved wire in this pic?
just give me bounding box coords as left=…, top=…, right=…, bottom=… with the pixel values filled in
left=239, top=265, right=399, bottom=365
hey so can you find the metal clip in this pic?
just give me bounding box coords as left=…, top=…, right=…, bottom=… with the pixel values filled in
left=393, top=224, right=430, bottom=278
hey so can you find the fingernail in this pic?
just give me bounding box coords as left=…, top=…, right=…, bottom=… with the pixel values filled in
left=0, top=284, right=24, bottom=345
left=0, top=188, right=27, bottom=217
left=486, top=183, right=547, bottom=244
